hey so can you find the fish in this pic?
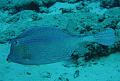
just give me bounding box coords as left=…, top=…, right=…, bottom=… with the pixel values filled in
left=6, top=26, right=115, bottom=65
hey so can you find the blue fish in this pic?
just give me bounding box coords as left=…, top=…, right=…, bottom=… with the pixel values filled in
left=7, top=27, right=115, bottom=65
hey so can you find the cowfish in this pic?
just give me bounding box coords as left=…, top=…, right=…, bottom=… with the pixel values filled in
left=7, top=26, right=115, bottom=65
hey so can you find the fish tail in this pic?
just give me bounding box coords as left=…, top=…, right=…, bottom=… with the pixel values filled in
left=94, top=28, right=116, bottom=46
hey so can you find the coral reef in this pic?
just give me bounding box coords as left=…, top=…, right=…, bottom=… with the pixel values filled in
left=100, top=0, right=120, bottom=8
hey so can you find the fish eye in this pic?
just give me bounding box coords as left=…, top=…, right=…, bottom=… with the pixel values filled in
left=15, top=40, right=17, bottom=44
left=13, top=40, right=17, bottom=45
left=9, top=39, right=18, bottom=45
left=13, top=40, right=18, bottom=45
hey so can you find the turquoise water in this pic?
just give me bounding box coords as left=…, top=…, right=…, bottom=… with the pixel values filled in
left=0, top=0, right=120, bottom=81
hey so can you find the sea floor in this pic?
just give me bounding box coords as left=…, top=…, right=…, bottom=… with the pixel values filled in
left=0, top=43, right=120, bottom=81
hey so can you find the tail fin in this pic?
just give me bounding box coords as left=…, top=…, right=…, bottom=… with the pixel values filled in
left=94, top=28, right=115, bottom=46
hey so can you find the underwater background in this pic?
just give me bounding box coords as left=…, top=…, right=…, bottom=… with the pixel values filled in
left=0, top=0, right=120, bottom=81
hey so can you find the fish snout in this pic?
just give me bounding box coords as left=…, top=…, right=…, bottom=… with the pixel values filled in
left=6, top=55, right=12, bottom=63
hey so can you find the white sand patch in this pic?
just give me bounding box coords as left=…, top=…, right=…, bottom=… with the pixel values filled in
left=86, top=2, right=107, bottom=15
left=48, top=2, right=78, bottom=14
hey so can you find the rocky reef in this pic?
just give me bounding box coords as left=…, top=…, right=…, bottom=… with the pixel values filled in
left=100, top=0, right=120, bottom=8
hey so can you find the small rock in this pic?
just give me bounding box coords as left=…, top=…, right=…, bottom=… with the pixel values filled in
left=73, top=70, right=80, bottom=78
left=41, top=72, right=51, bottom=78
left=55, top=75, right=69, bottom=81
left=39, top=6, right=49, bottom=13
left=26, top=72, right=31, bottom=75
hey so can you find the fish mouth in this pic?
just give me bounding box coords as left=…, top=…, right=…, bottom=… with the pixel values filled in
left=6, top=53, right=32, bottom=65
left=6, top=55, right=12, bottom=63
left=6, top=53, right=15, bottom=63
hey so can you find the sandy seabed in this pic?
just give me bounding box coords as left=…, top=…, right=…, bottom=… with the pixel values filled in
left=0, top=43, right=120, bottom=81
